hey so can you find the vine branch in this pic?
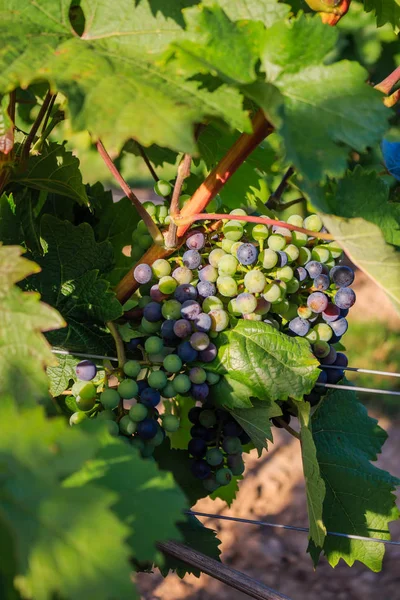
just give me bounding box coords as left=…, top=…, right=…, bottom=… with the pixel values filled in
left=22, top=90, right=54, bottom=160
left=96, top=139, right=164, bottom=245
left=275, top=418, right=301, bottom=440
left=136, top=142, right=159, bottom=182
left=266, top=166, right=294, bottom=209
left=107, top=320, right=125, bottom=369
left=165, top=153, right=192, bottom=248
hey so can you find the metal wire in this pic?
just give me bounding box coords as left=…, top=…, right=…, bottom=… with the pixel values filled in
left=321, top=364, right=400, bottom=379
left=187, top=511, right=400, bottom=547
left=316, top=382, right=400, bottom=396
left=51, top=349, right=119, bottom=362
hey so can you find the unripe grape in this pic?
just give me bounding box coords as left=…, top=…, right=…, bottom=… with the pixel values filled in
left=141, top=317, right=162, bottom=334
left=218, top=254, right=238, bottom=276
left=152, top=258, right=171, bottom=278
left=209, top=309, right=229, bottom=332
left=223, top=220, right=244, bottom=241
left=154, top=179, right=172, bottom=197
left=236, top=293, right=257, bottom=315
left=158, top=276, right=177, bottom=295
left=244, top=270, right=266, bottom=293
left=303, top=214, right=323, bottom=232
left=123, top=360, right=141, bottom=378
left=118, top=379, right=139, bottom=399
left=144, top=336, right=164, bottom=355
left=216, top=276, right=237, bottom=297
left=100, top=388, right=120, bottom=410
left=129, top=403, right=148, bottom=422
left=259, top=249, right=278, bottom=269
left=209, top=248, right=226, bottom=267
left=206, top=447, right=224, bottom=466
left=267, top=234, right=286, bottom=251
left=172, top=373, right=191, bottom=394
left=148, top=370, right=168, bottom=390
left=215, top=467, right=233, bottom=486
left=172, top=266, right=193, bottom=284
left=162, top=414, right=180, bottom=432
left=199, top=409, right=217, bottom=428
left=252, top=224, right=269, bottom=242
left=119, top=415, right=137, bottom=435
left=162, top=299, right=182, bottom=320
left=202, top=295, right=223, bottom=313
left=70, top=411, right=89, bottom=425
left=163, top=354, right=182, bottom=373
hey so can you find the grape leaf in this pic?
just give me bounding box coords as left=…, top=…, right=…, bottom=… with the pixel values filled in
left=321, top=214, right=400, bottom=312
left=228, top=398, right=282, bottom=456
left=205, top=321, right=319, bottom=408
left=169, top=395, right=196, bottom=450
left=0, top=400, right=134, bottom=600
left=0, top=193, right=22, bottom=244
left=65, top=434, right=187, bottom=563
left=46, top=352, right=80, bottom=397
left=11, top=142, right=88, bottom=205
left=261, top=15, right=389, bottom=182
left=362, top=0, right=400, bottom=29
left=158, top=514, right=221, bottom=578
left=0, top=245, right=64, bottom=405
left=309, top=386, right=400, bottom=571
left=0, top=0, right=250, bottom=154
left=297, top=402, right=326, bottom=550
left=213, top=0, right=290, bottom=26
left=210, top=474, right=243, bottom=506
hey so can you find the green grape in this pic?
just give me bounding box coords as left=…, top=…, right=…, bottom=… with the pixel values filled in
left=313, top=323, right=333, bottom=342
left=236, top=293, right=257, bottom=315
left=179, top=194, right=191, bottom=209
left=267, top=234, right=286, bottom=251
left=138, top=234, right=152, bottom=250
left=327, top=241, right=343, bottom=259
left=129, top=403, right=148, bottom=422
left=203, top=476, right=220, bottom=492
left=105, top=420, right=119, bottom=436
left=215, top=467, right=233, bottom=486
left=148, top=351, right=168, bottom=364
left=222, top=436, right=242, bottom=454
left=156, top=204, right=169, bottom=224
left=100, top=388, right=120, bottom=409
left=312, top=246, right=331, bottom=263
left=123, top=360, right=141, bottom=378
left=142, top=201, right=157, bottom=217
left=137, top=220, right=149, bottom=234
left=131, top=245, right=144, bottom=261
left=264, top=317, right=280, bottom=330
left=230, top=209, right=247, bottom=216
left=159, top=276, right=177, bottom=295
left=163, top=354, right=182, bottom=373
left=283, top=303, right=298, bottom=320
left=172, top=266, right=193, bottom=284
left=275, top=266, right=294, bottom=282
left=152, top=258, right=171, bottom=278
left=305, top=329, right=318, bottom=343
left=97, top=409, right=117, bottom=421
left=291, top=230, right=308, bottom=248
left=162, top=414, right=180, bottom=432
left=144, top=336, right=164, bottom=355
left=223, top=220, right=244, bottom=241
left=209, top=309, right=229, bottom=332
left=199, top=409, right=217, bottom=427
left=138, top=295, right=152, bottom=309
left=284, top=244, right=300, bottom=262
left=228, top=454, right=245, bottom=476
left=244, top=270, right=266, bottom=293
left=298, top=305, right=313, bottom=319
left=76, top=395, right=96, bottom=411
left=325, top=258, right=336, bottom=269
left=206, top=371, right=220, bottom=385
left=263, top=282, right=283, bottom=303
left=273, top=226, right=292, bottom=242
left=162, top=299, right=182, bottom=321
left=251, top=224, right=269, bottom=242
left=273, top=298, right=290, bottom=315
left=298, top=247, right=312, bottom=265
left=218, top=254, right=238, bottom=276
left=259, top=249, right=278, bottom=269
left=73, top=381, right=96, bottom=401
left=303, top=214, right=323, bottom=232
left=230, top=242, right=243, bottom=257
left=209, top=248, right=226, bottom=267
left=287, top=214, right=303, bottom=227
left=202, top=295, right=224, bottom=313
left=131, top=437, right=145, bottom=452
left=154, top=179, right=172, bottom=197
left=286, top=278, right=300, bottom=294
left=313, top=340, right=330, bottom=358
left=146, top=427, right=165, bottom=447
left=227, top=298, right=241, bottom=316
left=245, top=312, right=262, bottom=321
left=70, top=411, right=89, bottom=426
left=206, top=194, right=222, bottom=213
left=172, top=373, right=191, bottom=394
left=148, top=370, right=168, bottom=390
left=161, top=382, right=176, bottom=399
left=141, top=317, right=162, bottom=333
left=190, top=367, right=207, bottom=384
left=221, top=238, right=235, bottom=253
left=216, top=276, right=238, bottom=297
left=206, top=447, right=224, bottom=466
left=118, top=379, right=139, bottom=399
left=119, top=415, right=137, bottom=435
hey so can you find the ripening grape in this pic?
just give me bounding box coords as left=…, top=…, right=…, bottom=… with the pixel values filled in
left=330, top=317, right=348, bottom=336
left=189, top=367, right=207, bottom=384
left=307, top=291, right=329, bottom=313
left=199, top=265, right=218, bottom=282
left=313, top=340, right=330, bottom=358
left=181, top=299, right=201, bottom=320
left=216, top=276, right=238, bottom=297
left=236, top=293, right=257, bottom=315
left=190, top=332, right=210, bottom=351
left=191, top=459, right=212, bottom=480
left=174, top=284, right=197, bottom=303
left=192, top=382, right=210, bottom=401
left=172, top=266, right=193, bottom=284
left=313, top=274, right=330, bottom=291
left=267, top=234, right=286, bottom=251
left=178, top=341, right=198, bottom=363
left=288, top=317, right=310, bottom=337
left=322, top=303, right=340, bottom=322
left=150, top=285, right=166, bottom=302
left=197, top=280, right=216, bottom=298
left=143, top=301, right=162, bottom=323
left=134, top=263, right=152, bottom=284
left=295, top=267, right=308, bottom=282
left=209, top=309, right=229, bottom=332
left=218, top=254, right=238, bottom=276
left=255, top=297, right=271, bottom=315
left=152, top=258, right=171, bottom=278
left=194, top=312, right=212, bottom=332
left=186, top=232, right=205, bottom=250
left=183, top=249, right=202, bottom=269
left=319, top=345, right=337, bottom=365
left=206, top=447, right=224, bottom=466
left=244, top=270, right=266, bottom=293
left=223, top=220, right=244, bottom=241
left=276, top=251, right=288, bottom=267
left=161, top=320, right=179, bottom=343
left=76, top=360, right=97, bottom=381
left=188, top=437, right=207, bottom=458
left=129, top=403, right=148, bottom=422
left=305, top=261, right=323, bottom=279
left=163, top=354, right=182, bottom=373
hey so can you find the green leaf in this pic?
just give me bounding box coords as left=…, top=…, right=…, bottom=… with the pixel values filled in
left=46, top=352, right=80, bottom=397
left=309, top=386, right=400, bottom=571
left=0, top=245, right=64, bottom=405
left=228, top=398, right=282, bottom=456
left=261, top=15, right=389, bottom=182
left=321, top=214, right=400, bottom=312
left=213, top=0, right=290, bottom=27
left=169, top=395, right=196, bottom=450
left=210, top=475, right=243, bottom=506
left=11, top=142, right=88, bottom=205
left=205, top=321, right=319, bottom=408
left=158, top=515, right=221, bottom=578
left=297, top=402, right=326, bottom=549
left=362, top=0, right=400, bottom=29
left=0, top=400, right=135, bottom=600
left=0, top=193, right=22, bottom=244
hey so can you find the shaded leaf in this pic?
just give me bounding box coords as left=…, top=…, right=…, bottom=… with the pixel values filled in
left=229, top=398, right=281, bottom=456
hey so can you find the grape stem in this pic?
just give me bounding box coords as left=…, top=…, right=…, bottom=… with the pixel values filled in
left=275, top=418, right=301, bottom=440
left=96, top=139, right=164, bottom=245
left=374, top=66, right=400, bottom=106
left=165, top=153, right=192, bottom=248
left=22, top=90, right=54, bottom=160
left=135, top=142, right=159, bottom=183
left=106, top=320, right=126, bottom=369
left=174, top=213, right=334, bottom=241
left=266, top=166, right=294, bottom=209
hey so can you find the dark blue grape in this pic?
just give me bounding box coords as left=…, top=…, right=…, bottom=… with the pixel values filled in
left=194, top=312, right=212, bottom=332
left=340, top=308, right=349, bottom=318
left=239, top=431, right=251, bottom=445
left=177, top=341, right=198, bottom=363
left=295, top=267, right=308, bottom=282
left=183, top=249, right=202, bottom=269
left=188, top=438, right=207, bottom=458
left=188, top=406, right=202, bottom=424
left=197, top=281, right=216, bottom=298
left=223, top=421, right=243, bottom=437
left=237, top=243, right=258, bottom=265
left=313, top=274, right=330, bottom=291
left=335, top=352, right=348, bottom=367
left=137, top=418, right=158, bottom=439
left=319, top=345, right=337, bottom=365
left=322, top=303, right=341, bottom=323
left=191, top=459, right=211, bottom=480
left=173, top=319, right=192, bottom=338
left=140, top=387, right=161, bottom=407
left=192, top=382, right=209, bottom=401
left=174, top=284, right=197, bottom=303
left=186, top=232, right=205, bottom=250
left=277, top=251, right=288, bottom=267
left=134, top=263, right=152, bottom=284
left=181, top=300, right=202, bottom=320
left=329, top=333, right=342, bottom=344
left=305, top=261, right=323, bottom=279
left=137, top=379, right=149, bottom=394
left=330, top=265, right=355, bottom=288
left=190, top=424, right=209, bottom=439
left=316, top=370, right=328, bottom=384
left=143, top=301, right=162, bottom=322
left=161, top=320, right=179, bottom=343
left=326, top=368, right=344, bottom=384
left=307, top=292, right=328, bottom=313
left=288, top=317, right=310, bottom=337
left=330, top=318, right=348, bottom=336
left=204, top=427, right=217, bottom=443
left=334, top=287, right=356, bottom=309
left=304, top=391, right=321, bottom=406
left=199, top=343, right=217, bottom=363
left=127, top=337, right=142, bottom=351
left=75, top=360, right=97, bottom=381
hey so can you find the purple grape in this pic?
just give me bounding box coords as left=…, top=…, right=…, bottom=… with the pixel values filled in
left=192, top=382, right=210, bottom=401
left=199, top=343, right=217, bottom=363
left=199, top=265, right=217, bottom=282
left=340, top=308, right=349, bottom=318
left=181, top=300, right=202, bottom=320
left=150, top=284, right=167, bottom=302
left=188, top=406, right=202, bottom=424
left=334, top=287, right=356, bottom=309
left=186, top=232, right=205, bottom=250
left=188, top=438, right=207, bottom=458
left=304, top=391, right=321, bottom=406
left=335, top=352, right=348, bottom=368
left=137, top=418, right=158, bottom=439
left=190, top=332, right=210, bottom=351
left=313, top=274, right=330, bottom=291
left=183, top=249, right=202, bottom=269
left=326, top=368, right=344, bottom=384
left=330, top=265, right=355, bottom=288
left=307, top=292, right=329, bottom=313
left=140, top=387, right=161, bottom=407
left=190, top=424, right=209, bottom=439
left=237, top=243, right=258, bottom=265
left=143, top=301, right=162, bottom=322
left=330, top=318, right=348, bottom=336
left=174, top=284, right=197, bottom=303
left=191, top=459, right=211, bottom=480
left=277, top=251, right=288, bottom=267
left=322, top=303, right=341, bottom=322
left=75, top=360, right=97, bottom=381
left=295, top=267, right=308, bottom=282
left=161, top=320, right=179, bottom=343
left=223, top=421, right=243, bottom=437
left=305, top=261, right=323, bottom=279
left=288, top=317, right=310, bottom=337
left=194, top=312, right=212, bottom=332
left=134, top=263, right=152, bottom=284
left=319, top=345, right=337, bottom=365
left=177, top=341, right=198, bottom=362
left=316, top=370, right=328, bottom=385
left=173, top=319, right=192, bottom=338
left=127, top=337, right=142, bottom=351
left=197, top=281, right=216, bottom=298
